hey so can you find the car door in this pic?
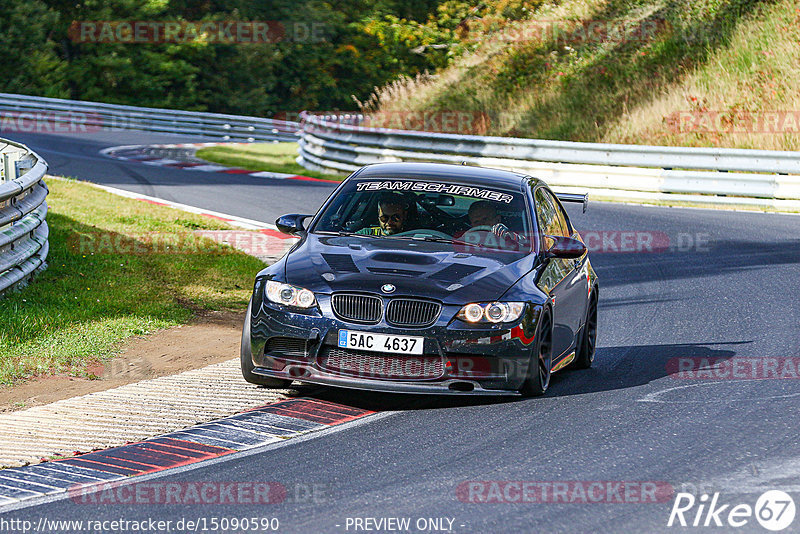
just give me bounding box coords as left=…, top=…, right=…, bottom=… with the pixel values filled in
left=534, top=188, right=587, bottom=359
left=549, top=190, right=590, bottom=353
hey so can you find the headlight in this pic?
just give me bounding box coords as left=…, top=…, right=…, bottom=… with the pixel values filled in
left=457, top=302, right=525, bottom=323
left=462, top=303, right=485, bottom=322
left=265, top=280, right=316, bottom=308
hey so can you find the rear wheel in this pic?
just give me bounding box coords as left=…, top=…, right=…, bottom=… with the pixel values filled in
left=241, top=300, right=293, bottom=388
left=519, top=311, right=553, bottom=396
left=571, top=292, right=598, bottom=369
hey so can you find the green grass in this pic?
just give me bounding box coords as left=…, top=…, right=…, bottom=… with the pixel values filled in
left=196, top=142, right=346, bottom=181
left=0, top=178, right=265, bottom=385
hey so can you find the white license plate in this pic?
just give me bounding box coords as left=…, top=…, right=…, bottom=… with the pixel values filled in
left=338, top=330, right=424, bottom=355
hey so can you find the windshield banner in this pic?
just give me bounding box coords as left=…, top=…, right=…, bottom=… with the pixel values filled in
left=355, top=181, right=515, bottom=203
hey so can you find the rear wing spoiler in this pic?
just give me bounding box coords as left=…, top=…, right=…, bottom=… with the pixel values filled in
left=555, top=193, right=588, bottom=213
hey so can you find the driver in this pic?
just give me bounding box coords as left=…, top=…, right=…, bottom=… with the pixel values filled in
left=467, top=200, right=523, bottom=244
left=356, top=193, right=409, bottom=236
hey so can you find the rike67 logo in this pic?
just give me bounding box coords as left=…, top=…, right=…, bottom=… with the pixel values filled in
left=668, top=490, right=796, bottom=531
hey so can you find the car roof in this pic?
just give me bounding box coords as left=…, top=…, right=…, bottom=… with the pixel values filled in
left=353, top=162, right=541, bottom=191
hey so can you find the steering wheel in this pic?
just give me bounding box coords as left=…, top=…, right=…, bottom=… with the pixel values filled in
left=461, top=225, right=494, bottom=239
left=448, top=218, right=472, bottom=233
left=392, top=229, right=453, bottom=239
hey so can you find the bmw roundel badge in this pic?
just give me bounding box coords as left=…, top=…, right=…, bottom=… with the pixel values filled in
left=381, top=284, right=396, bottom=294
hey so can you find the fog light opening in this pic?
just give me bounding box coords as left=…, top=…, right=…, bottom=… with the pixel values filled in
left=286, top=366, right=311, bottom=378
left=448, top=381, right=475, bottom=392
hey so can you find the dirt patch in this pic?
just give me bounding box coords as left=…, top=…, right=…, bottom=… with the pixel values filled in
left=0, top=309, right=245, bottom=413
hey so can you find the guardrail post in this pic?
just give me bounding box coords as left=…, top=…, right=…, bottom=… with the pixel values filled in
left=1, top=147, right=24, bottom=183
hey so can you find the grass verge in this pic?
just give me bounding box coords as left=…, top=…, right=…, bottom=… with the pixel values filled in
left=0, top=178, right=265, bottom=385
left=196, top=142, right=346, bottom=181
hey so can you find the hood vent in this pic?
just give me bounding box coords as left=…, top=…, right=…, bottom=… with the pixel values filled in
left=367, top=267, right=424, bottom=277
left=322, top=253, right=359, bottom=273
left=429, top=263, right=484, bottom=282
left=370, top=252, right=438, bottom=265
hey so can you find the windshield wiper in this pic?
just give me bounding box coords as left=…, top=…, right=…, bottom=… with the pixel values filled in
left=419, top=236, right=459, bottom=244
left=392, top=235, right=469, bottom=245
left=315, top=230, right=361, bottom=237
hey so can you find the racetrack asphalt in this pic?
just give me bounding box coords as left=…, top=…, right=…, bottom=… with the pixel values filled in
left=3, top=130, right=799, bottom=533
left=8, top=131, right=336, bottom=225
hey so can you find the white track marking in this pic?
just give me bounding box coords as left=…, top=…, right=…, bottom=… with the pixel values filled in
left=638, top=380, right=800, bottom=404
left=49, top=175, right=289, bottom=232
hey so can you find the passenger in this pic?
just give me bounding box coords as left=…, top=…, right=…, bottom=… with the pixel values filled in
left=467, top=200, right=523, bottom=244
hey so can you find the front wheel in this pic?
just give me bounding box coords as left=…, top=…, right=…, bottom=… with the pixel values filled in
left=571, top=292, right=598, bottom=369
left=519, top=311, right=553, bottom=396
left=241, top=299, right=293, bottom=388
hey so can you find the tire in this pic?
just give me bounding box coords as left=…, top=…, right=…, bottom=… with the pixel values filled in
left=241, top=299, right=293, bottom=388
left=571, top=291, right=598, bottom=370
left=519, top=310, right=553, bottom=397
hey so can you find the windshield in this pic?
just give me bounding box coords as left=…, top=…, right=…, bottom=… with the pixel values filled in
left=312, top=178, right=534, bottom=252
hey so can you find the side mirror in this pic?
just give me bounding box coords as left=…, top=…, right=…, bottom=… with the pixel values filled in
left=544, top=235, right=587, bottom=259
left=275, top=214, right=312, bottom=236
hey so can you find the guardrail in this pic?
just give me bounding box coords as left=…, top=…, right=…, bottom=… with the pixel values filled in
left=0, top=93, right=301, bottom=143
left=0, top=138, right=49, bottom=296
left=297, top=112, right=800, bottom=210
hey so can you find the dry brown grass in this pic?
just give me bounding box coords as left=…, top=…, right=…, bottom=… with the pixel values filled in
left=365, top=0, right=800, bottom=150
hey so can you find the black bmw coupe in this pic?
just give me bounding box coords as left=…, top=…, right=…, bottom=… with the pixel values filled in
left=241, top=162, right=598, bottom=395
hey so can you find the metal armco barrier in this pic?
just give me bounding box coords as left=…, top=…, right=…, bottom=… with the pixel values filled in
left=0, top=93, right=300, bottom=142
left=0, top=138, right=49, bottom=296
left=2, top=94, right=798, bottom=209
left=297, top=112, right=800, bottom=210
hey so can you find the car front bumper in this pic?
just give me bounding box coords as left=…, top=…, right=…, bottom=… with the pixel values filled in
left=247, top=292, right=541, bottom=395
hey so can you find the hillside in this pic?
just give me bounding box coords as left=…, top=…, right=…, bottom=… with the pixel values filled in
left=364, top=0, right=800, bottom=151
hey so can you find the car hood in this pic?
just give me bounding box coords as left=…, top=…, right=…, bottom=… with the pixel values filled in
left=283, top=234, right=537, bottom=303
